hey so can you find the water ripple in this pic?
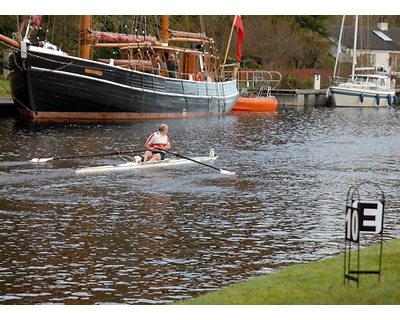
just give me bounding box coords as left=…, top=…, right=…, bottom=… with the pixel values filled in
left=1, top=108, right=400, bottom=304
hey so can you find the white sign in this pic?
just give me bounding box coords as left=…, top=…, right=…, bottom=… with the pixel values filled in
left=345, top=200, right=384, bottom=242
left=354, top=200, right=384, bottom=234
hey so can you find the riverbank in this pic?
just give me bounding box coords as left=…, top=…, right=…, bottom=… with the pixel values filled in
left=173, top=238, right=400, bottom=305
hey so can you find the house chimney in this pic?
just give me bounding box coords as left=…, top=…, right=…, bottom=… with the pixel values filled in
left=378, top=18, right=388, bottom=31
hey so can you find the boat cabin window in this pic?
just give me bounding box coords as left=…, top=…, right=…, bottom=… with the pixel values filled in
left=356, top=76, right=377, bottom=84
left=369, top=77, right=378, bottom=84
left=354, top=76, right=368, bottom=83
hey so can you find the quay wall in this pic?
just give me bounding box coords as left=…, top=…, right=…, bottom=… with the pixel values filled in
left=271, top=88, right=400, bottom=107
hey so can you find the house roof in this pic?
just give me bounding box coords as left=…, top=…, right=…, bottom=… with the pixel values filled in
left=329, top=25, right=400, bottom=51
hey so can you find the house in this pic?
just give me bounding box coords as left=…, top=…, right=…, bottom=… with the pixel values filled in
left=329, top=18, right=400, bottom=74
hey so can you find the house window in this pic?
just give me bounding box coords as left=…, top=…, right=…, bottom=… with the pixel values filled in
left=389, top=53, right=400, bottom=71
left=360, top=53, right=376, bottom=66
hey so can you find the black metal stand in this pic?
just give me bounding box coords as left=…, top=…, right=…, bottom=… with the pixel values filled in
left=344, top=182, right=384, bottom=287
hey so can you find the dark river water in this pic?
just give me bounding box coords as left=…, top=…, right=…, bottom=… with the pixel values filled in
left=0, top=106, right=400, bottom=305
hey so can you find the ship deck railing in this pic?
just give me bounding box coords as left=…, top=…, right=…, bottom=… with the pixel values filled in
left=237, top=70, right=282, bottom=91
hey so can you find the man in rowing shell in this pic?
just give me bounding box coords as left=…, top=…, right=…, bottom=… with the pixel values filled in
left=141, top=124, right=171, bottom=163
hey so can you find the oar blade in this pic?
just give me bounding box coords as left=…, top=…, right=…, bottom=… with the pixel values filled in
left=158, top=148, right=235, bottom=175
left=30, top=157, right=53, bottom=163
left=220, top=169, right=235, bottom=175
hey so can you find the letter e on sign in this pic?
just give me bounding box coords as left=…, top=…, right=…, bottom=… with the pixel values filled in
left=353, top=201, right=383, bottom=234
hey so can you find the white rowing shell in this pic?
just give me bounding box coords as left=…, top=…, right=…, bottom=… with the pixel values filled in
left=75, top=156, right=218, bottom=174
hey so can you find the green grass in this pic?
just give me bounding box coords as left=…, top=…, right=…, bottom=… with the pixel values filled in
left=174, top=238, right=400, bottom=305
left=0, top=80, right=11, bottom=97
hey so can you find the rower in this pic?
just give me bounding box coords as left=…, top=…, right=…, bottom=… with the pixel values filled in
left=141, top=124, right=171, bottom=163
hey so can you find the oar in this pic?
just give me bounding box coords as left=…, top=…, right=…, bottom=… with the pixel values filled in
left=30, top=149, right=146, bottom=163
left=158, top=148, right=235, bottom=175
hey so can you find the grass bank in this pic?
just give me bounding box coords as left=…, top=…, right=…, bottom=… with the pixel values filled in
left=174, top=238, right=400, bottom=305
left=0, top=80, right=11, bottom=97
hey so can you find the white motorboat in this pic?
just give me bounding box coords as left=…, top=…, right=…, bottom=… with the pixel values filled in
left=330, top=73, right=396, bottom=107
left=328, top=15, right=397, bottom=108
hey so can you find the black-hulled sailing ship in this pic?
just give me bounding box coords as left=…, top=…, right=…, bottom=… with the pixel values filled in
left=1, top=15, right=239, bottom=121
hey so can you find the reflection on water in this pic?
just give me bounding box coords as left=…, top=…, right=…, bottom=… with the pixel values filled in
left=1, top=107, right=400, bottom=304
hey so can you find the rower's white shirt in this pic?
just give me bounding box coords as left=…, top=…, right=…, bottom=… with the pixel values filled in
left=146, top=131, right=170, bottom=148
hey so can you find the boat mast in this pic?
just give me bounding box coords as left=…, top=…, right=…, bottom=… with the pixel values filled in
left=351, top=15, right=358, bottom=82
left=161, top=15, right=169, bottom=46
left=223, top=15, right=237, bottom=64
left=333, top=15, right=345, bottom=78
left=81, top=15, right=91, bottom=59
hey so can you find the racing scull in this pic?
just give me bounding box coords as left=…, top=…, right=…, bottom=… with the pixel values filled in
left=75, top=155, right=219, bottom=174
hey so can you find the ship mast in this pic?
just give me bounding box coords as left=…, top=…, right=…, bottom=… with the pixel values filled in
left=81, top=15, right=91, bottom=59
left=161, top=15, right=169, bottom=46
left=223, top=16, right=237, bottom=64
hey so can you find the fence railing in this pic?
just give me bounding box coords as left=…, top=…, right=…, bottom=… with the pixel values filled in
left=237, top=70, right=282, bottom=90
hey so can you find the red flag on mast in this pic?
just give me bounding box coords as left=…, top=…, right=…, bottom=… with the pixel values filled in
left=234, top=15, right=244, bottom=61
